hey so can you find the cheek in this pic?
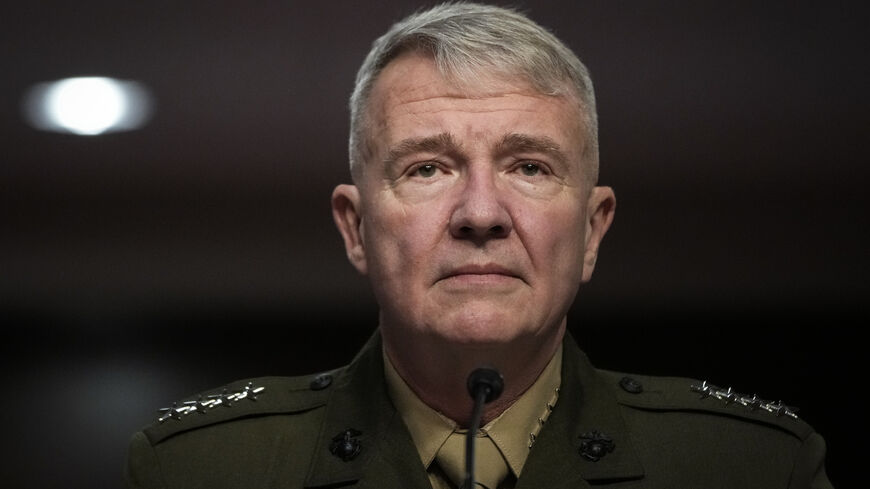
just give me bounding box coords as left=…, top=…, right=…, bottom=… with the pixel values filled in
left=518, top=203, right=587, bottom=279
left=365, top=198, right=447, bottom=273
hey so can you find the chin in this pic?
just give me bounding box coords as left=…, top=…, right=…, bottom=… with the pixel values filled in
left=428, top=309, right=530, bottom=347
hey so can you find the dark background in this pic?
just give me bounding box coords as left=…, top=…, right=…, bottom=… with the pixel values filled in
left=1, top=1, right=865, bottom=487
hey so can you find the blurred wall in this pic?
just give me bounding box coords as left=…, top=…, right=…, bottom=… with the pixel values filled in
left=1, top=1, right=865, bottom=487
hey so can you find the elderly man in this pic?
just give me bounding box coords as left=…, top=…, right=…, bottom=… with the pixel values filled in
left=126, top=4, right=832, bottom=488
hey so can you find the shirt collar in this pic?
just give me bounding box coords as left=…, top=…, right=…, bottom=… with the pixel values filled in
left=383, top=345, right=563, bottom=478
left=484, top=345, right=561, bottom=475
left=382, top=348, right=456, bottom=469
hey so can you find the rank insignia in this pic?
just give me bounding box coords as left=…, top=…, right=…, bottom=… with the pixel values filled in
left=690, top=380, right=799, bottom=420
left=157, top=382, right=265, bottom=423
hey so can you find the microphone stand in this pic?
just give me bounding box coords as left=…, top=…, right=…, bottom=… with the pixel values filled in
left=463, top=368, right=504, bottom=489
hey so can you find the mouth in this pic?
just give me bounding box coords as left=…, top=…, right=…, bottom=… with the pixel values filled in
left=439, top=264, right=523, bottom=285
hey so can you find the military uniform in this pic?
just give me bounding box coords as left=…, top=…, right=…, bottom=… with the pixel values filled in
left=126, top=331, right=832, bottom=488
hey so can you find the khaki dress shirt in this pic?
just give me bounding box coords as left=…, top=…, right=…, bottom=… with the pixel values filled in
left=383, top=346, right=562, bottom=488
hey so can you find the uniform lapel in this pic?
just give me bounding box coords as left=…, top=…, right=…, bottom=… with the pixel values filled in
left=516, top=334, right=645, bottom=488
left=352, top=412, right=433, bottom=489
left=303, top=331, right=432, bottom=489
left=300, top=330, right=643, bottom=488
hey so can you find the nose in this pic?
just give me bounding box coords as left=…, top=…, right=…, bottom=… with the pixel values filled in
left=448, top=168, right=513, bottom=243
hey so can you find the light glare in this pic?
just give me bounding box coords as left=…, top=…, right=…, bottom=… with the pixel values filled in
left=49, top=77, right=125, bottom=135
left=23, top=76, right=153, bottom=135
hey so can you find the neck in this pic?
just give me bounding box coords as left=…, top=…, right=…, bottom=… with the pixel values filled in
left=381, top=322, right=565, bottom=427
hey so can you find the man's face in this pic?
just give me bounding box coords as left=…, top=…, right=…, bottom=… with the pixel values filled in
left=334, top=52, right=614, bottom=348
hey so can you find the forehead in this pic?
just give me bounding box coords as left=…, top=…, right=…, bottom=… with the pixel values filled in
left=364, top=52, right=586, bottom=157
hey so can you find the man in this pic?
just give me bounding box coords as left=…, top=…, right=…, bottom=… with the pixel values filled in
left=126, top=4, right=833, bottom=488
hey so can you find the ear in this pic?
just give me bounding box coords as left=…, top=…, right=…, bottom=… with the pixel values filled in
left=331, top=184, right=368, bottom=275
left=581, top=186, right=616, bottom=283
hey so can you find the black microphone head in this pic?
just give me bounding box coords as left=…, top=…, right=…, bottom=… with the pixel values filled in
left=467, top=367, right=504, bottom=404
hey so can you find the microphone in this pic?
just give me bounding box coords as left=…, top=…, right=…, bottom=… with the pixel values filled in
left=463, top=367, right=504, bottom=489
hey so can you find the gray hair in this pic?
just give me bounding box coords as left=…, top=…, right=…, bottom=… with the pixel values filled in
left=348, top=2, right=599, bottom=183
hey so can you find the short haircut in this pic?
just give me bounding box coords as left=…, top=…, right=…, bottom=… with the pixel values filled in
left=348, top=2, right=599, bottom=183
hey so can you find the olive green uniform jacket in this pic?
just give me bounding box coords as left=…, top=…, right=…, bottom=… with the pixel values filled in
left=126, top=332, right=832, bottom=488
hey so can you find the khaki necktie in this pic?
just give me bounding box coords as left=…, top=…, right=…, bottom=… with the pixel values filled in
left=436, top=430, right=509, bottom=489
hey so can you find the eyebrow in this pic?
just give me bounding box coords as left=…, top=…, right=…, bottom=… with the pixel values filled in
left=382, top=132, right=569, bottom=170
left=384, top=132, right=461, bottom=166
left=494, top=133, right=568, bottom=164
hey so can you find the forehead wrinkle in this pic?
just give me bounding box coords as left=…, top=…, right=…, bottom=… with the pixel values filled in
left=402, top=107, right=539, bottom=116
left=385, top=90, right=552, bottom=114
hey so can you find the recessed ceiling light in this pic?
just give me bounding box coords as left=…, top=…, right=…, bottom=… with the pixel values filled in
left=22, top=76, right=153, bottom=135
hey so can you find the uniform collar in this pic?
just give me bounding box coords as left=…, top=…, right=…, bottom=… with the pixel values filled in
left=302, top=330, right=645, bottom=489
